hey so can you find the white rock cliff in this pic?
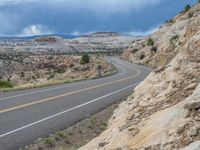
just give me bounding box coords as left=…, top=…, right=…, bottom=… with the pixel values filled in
left=80, top=3, right=200, bottom=150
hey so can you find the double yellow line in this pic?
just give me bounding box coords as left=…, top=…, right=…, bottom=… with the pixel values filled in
left=0, top=68, right=140, bottom=114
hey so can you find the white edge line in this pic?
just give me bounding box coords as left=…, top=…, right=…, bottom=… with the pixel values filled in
left=0, top=60, right=126, bottom=101
left=0, top=82, right=139, bottom=138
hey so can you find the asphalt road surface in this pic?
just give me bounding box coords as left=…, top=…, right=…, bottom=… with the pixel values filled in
left=0, top=57, right=151, bottom=150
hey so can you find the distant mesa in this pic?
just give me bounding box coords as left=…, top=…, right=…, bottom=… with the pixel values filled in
left=82, top=32, right=121, bottom=37
left=34, top=36, right=58, bottom=43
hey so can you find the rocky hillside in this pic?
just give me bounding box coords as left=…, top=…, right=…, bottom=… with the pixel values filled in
left=80, top=3, right=200, bottom=150
left=123, top=3, right=200, bottom=68
left=0, top=52, right=116, bottom=90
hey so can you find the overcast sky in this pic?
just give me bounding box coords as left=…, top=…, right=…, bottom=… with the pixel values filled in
left=0, top=0, right=197, bottom=36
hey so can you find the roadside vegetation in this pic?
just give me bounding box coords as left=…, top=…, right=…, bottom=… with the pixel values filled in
left=24, top=102, right=120, bottom=150
left=80, top=54, right=90, bottom=64
left=0, top=80, right=13, bottom=88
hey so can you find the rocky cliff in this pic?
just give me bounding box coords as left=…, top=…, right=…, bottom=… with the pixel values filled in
left=79, top=3, right=200, bottom=150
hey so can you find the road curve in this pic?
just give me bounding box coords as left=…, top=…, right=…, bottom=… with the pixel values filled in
left=0, top=57, right=151, bottom=150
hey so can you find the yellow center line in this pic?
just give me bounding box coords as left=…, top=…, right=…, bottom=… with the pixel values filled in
left=0, top=68, right=141, bottom=114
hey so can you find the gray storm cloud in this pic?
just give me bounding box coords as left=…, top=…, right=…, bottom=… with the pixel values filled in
left=0, top=0, right=164, bottom=13
left=0, top=0, right=196, bottom=36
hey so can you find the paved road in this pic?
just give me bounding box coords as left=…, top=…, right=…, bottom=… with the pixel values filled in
left=0, top=57, right=151, bottom=150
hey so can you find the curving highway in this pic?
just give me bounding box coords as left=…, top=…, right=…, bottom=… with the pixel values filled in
left=0, top=57, right=151, bottom=150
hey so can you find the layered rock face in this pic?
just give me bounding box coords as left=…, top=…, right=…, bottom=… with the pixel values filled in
left=79, top=3, right=200, bottom=150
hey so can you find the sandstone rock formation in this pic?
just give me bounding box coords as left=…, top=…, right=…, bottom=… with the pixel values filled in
left=123, top=3, right=200, bottom=68
left=80, top=3, right=200, bottom=150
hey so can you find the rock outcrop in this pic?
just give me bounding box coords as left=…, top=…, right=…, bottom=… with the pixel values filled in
left=123, top=3, right=200, bottom=68
left=80, top=3, right=200, bottom=150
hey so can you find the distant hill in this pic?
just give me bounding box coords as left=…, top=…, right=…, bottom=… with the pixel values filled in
left=0, top=34, right=79, bottom=41
left=0, top=32, right=136, bottom=53
left=81, top=32, right=121, bottom=37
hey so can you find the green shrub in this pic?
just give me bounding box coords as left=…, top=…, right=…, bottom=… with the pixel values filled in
left=43, top=137, right=55, bottom=147
left=0, top=80, right=13, bottom=88
left=55, top=68, right=66, bottom=74
left=48, top=56, right=54, bottom=60
left=188, top=12, right=193, bottom=18
left=170, top=35, right=179, bottom=43
left=184, top=5, right=191, bottom=12
left=166, top=19, right=173, bottom=24
left=88, top=117, right=97, bottom=129
left=100, top=121, right=107, bottom=130
left=47, top=74, right=55, bottom=80
left=56, top=131, right=66, bottom=138
left=80, top=54, right=90, bottom=64
left=147, top=38, right=155, bottom=46
left=132, top=48, right=138, bottom=53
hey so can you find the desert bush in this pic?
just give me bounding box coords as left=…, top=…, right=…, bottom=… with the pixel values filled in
left=147, top=38, right=155, bottom=46
left=80, top=54, right=90, bottom=64
left=32, top=75, right=36, bottom=80
left=56, top=131, right=66, bottom=138
left=188, top=12, right=193, bottom=18
left=0, top=80, right=13, bottom=88
left=166, top=19, right=173, bottom=24
left=43, top=137, right=55, bottom=147
left=47, top=74, right=55, bottom=80
left=100, top=121, right=107, bottom=130
left=132, top=48, right=139, bottom=53
left=88, top=117, right=97, bottom=129
left=20, top=72, right=25, bottom=78
left=184, top=5, right=191, bottom=12
left=140, top=54, right=145, bottom=60
left=55, top=67, right=66, bottom=74
left=170, top=35, right=179, bottom=43
left=47, top=56, right=54, bottom=60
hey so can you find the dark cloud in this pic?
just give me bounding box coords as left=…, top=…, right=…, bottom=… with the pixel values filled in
left=0, top=0, right=197, bottom=36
